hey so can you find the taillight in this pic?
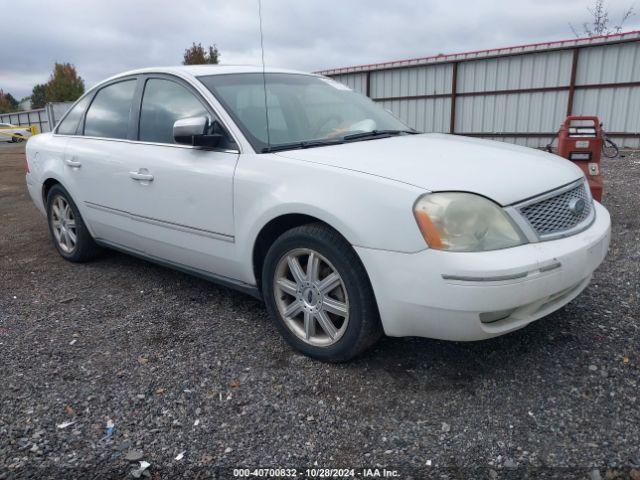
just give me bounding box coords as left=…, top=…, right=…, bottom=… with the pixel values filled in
left=24, top=154, right=30, bottom=173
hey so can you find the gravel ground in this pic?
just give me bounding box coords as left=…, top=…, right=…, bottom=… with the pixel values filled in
left=0, top=141, right=638, bottom=479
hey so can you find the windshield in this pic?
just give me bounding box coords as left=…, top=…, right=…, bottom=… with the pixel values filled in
left=198, top=73, right=412, bottom=152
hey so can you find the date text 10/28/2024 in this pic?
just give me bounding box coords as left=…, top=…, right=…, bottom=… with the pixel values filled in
left=232, top=468, right=401, bottom=478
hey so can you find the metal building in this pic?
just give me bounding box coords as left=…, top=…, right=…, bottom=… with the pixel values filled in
left=317, top=31, right=640, bottom=148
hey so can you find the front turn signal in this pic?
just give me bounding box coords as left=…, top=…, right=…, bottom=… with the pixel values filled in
left=413, top=210, right=444, bottom=249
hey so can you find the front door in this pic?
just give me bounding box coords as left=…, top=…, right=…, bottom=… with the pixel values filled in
left=119, top=76, right=239, bottom=279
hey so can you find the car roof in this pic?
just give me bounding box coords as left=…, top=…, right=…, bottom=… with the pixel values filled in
left=101, top=65, right=316, bottom=85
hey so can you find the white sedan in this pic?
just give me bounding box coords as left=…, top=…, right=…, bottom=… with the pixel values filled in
left=0, top=123, right=31, bottom=142
left=25, top=66, right=611, bottom=361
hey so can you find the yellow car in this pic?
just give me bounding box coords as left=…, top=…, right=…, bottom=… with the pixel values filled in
left=0, top=123, right=32, bottom=143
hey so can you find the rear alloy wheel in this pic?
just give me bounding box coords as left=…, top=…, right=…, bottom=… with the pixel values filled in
left=46, top=184, right=100, bottom=262
left=50, top=195, right=77, bottom=254
left=262, top=223, right=382, bottom=362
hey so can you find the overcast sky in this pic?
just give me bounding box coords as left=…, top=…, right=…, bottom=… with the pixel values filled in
left=2, top=0, right=639, bottom=99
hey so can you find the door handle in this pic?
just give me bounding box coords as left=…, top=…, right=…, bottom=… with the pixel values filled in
left=64, top=158, right=82, bottom=168
left=129, top=171, right=154, bottom=182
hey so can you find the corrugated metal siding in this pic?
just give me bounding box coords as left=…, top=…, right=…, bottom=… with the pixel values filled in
left=575, top=42, right=640, bottom=84
left=455, top=90, right=569, bottom=134
left=457, top=50, right=573, bottom=93
left=378, top=97, right=450, bottom=133
left=370, top=64, right=452, bottom=98
left=330, top=73, right=367, bottom=94
left=326, top=34, right=640, bottom=149
left=573, top=87, right=640, bottom=133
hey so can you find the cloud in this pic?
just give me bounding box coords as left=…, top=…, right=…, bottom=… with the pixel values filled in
left=1, top=0, right=639, bottom=99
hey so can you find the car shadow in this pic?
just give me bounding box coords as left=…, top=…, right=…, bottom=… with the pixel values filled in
left=88, top=248, right=587, bottom=389
left=340, top=308, right=585, bottom=392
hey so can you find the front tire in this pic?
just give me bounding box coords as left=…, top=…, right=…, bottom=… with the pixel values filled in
left=262, top=223, right=382, bottom=362
left=46, top=184, right=100, bottom=262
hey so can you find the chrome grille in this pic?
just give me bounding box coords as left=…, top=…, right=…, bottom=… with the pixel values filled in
left=518, top=182, right=592, bottom=238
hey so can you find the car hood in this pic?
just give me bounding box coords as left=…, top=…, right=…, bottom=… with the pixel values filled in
left=276, top=133, right=584, bottom=206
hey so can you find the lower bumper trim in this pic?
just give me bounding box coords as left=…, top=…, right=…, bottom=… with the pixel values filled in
left=442, top=260, right=561, bottom=283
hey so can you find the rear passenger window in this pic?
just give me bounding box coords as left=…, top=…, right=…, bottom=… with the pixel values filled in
left=138, top=78, right=209, bottom=144
left=57, top=95, right=92, bottom=135
left=84, top=80, right=136, bottom=139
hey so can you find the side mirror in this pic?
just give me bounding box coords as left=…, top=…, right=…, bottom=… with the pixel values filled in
left=173, top=116, right=222, bottom=148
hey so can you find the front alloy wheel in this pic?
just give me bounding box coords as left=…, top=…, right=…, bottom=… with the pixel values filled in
left=262, top=223, right=382, bottom=362
left=274, top=248, right=349, bottom=347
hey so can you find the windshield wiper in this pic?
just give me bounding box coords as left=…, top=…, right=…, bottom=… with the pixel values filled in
left=342, top=129, right=418, bottom=142
left=261, top=138, right=344, bottom=153
left=261, top=129, right=418, bottom=152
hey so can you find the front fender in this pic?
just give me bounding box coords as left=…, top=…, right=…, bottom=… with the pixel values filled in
left=233, top=154, right=429, bottom=284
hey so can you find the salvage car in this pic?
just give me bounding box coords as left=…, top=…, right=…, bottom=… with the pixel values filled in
left=0, top=122, right=31, bottom=142
left=25, top=66, right=611, bottom=361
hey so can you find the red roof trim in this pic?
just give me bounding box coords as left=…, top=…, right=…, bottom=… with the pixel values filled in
left=316, top=30, right=640, bottom=75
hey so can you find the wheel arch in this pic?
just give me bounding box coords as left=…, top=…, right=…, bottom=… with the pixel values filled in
left=42, top=177, right=63, bottom=206
left=251, top=212, right=352, bottom=290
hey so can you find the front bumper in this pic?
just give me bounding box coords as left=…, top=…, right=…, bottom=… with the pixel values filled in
left=355, top=202, right=611, bottom=341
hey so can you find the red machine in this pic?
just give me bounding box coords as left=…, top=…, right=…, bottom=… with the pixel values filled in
left=554, top=116, right=604, bottom=201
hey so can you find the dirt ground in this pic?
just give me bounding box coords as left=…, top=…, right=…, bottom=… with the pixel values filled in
left=0, top=141, right=638, bottom=479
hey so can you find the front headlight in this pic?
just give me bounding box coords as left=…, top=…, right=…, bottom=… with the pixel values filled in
left=413, top=192, right=527, bottom=252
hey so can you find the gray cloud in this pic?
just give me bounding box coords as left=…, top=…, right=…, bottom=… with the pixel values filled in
left=1, top=0, right=638, bottom=99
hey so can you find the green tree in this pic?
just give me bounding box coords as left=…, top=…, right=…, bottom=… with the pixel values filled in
left=44, top=63, right=85, bottom=102
left=31, top=83, right=47, bottom=109
left=182, top=42, right=220, bottom=65
left=0, top=90, right=19, bottom=113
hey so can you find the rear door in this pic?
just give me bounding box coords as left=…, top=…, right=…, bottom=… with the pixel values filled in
left=117, top=75, right=240, bottom=278
left=63, top=77, right=144, bottom=249
left=53, top=94, right=91, bottom=214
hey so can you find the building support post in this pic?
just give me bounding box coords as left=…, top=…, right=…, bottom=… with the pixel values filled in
left=566, top=48, right=579, bottom=117
left=450, top=62, right=458, bottom=134
left=365, top=71, right=371, bottom=98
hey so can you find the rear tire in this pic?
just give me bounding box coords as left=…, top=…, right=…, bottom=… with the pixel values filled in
left=46, top=184, right=100, bottom=262
left=262, top=223, right=382, bottom=362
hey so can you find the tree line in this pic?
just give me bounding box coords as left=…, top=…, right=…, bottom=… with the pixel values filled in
left=0, top=62, right=85, bottom=114
left=0, top=42, right=219, bottom=115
